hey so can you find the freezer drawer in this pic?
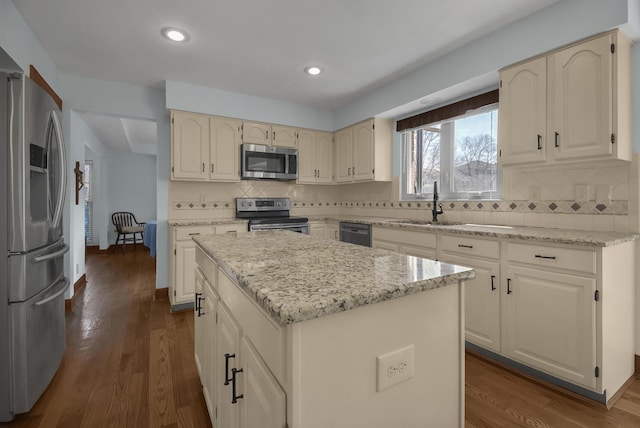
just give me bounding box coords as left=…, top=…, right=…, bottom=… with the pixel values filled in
left=8, top=239, right=68, bottom=302
left=10, top=275, right=69, bottom=415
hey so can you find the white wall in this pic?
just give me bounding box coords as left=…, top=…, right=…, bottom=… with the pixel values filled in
left=104, top=152, right=157, bottom=245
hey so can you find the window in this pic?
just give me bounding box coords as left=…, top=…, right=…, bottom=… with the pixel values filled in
left=84, top=161, right=93, bottom=244
left=402, top=104, right=500, bottom=200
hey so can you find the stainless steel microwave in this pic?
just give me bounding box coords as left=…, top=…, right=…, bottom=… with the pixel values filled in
left=241, top=144, right=298, bottom=180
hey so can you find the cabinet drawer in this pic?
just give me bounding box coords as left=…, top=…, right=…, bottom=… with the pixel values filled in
left=174, top=225, right=215, bottom=241
left=218, top=270, right=287, bottom=385
left=507, top=242, right=596, bottom=274
left=215, top=223, right=247, bottom=235
left=440, top=234, right=500, bottom=259
left=373, top=226, right=437, bottom=249
left=195, top=246, right=217, bottom=286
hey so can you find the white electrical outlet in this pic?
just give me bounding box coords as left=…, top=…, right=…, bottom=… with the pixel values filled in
left=376, top=345, right=414, bottom=392
left=575, top=184, right=590, bottom=203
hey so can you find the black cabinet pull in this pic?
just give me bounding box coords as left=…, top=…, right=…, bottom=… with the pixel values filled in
left=197, top=295, right=205, bottom=317
left=231, top=368, right=244, bottom=404
left=458, top=244, right=473, bottom=249
left=195, top=292, right=202, bottom=311
left=507, top=278, right=512, bottom=294
left=535, top=254, right=556, bottom=260
left=490, top=275, right=496, bottom=291
left=554, top=132, right=560, bottom=147
left=537, top=134, right=542, bottom=150
left=224, top=353, right=235, bottom=385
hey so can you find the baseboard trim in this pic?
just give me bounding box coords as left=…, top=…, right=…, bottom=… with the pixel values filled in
left=65, top=274, right=87, bottom=312
left=635, top=354, right=640, bottom=377
left=154, top=288, right=169, bottom=301
left=86, top=245, right=109, bottom=255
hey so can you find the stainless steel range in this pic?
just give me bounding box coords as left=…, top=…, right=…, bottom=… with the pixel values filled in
left=236, top=198, right=309, bottom=234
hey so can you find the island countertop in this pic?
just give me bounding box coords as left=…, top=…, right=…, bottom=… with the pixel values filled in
left=194, top=230, right=474, bottom=325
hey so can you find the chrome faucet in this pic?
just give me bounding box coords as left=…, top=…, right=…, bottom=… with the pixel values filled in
left=432, top=181, right=444, bottom=222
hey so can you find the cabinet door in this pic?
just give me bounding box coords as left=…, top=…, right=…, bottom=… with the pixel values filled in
left=549, top=34, right=612, bottom=160
left=210, top=117, right=241, bottom=181
left=325, top=224, right=339, bottom=241
left=353, top=120, right=374, bottom=181
left=309, top=221, right=327, bottom=238
left=194, top=268, right=206, bottom=382
left=401, top=245, right=437, bottom=261
left=372, top=240, right=399, bottom=252
left=239, top=336, right=286, bottom=428
left=440, top=254, right=501, bottom=353
left=217, top=303, right=241, bottom=428
left=242, top=122, right=271, bottom=145
left=335, top=128, right=353, bottom=183
left=171, top=111, right=209, bottom=180
left=297, top=129, right=317, bottom=183
left=203, top=280, right=219, bottom=422
left=316, top=131, right=334, bottom=183
left=175, top=241, right=197, bottom=304
left=504, top=265, right=596, bottom=389
left=498, top=57, right=547, bottom=166
left=272, top=125, right=297, bottom=148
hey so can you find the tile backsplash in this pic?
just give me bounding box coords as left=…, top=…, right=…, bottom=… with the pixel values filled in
left=169, top=159, right=635, bottom=233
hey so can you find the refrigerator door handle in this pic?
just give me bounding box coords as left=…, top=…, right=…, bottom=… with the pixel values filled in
left=33, top=243, right=69, bottom=263
left=50, top=110, right=67, bottom=229
left=34, top=277, right=70, bottom=307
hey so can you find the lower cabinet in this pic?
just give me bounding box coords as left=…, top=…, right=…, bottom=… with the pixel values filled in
left=196, top=248, right=286, bottom=428
left=170, top=223, right=246, bottom=308
left=309, top=221, right=339, bottom=240
left=438, top=234, right=501, bottom=354
left=372, top=226, right=437, bottom=259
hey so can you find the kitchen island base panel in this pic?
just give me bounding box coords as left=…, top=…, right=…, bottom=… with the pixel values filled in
left=287, top=282, right=465, bottom=428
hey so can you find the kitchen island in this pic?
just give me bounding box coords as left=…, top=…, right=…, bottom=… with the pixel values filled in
left=193, top=230, right=474, bottom=428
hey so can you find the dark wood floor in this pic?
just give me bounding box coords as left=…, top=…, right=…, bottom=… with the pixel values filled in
left=2, top=248, right=640, bottom=427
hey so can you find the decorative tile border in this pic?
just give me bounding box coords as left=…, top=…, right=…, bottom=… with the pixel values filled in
left=171, top=199, right=628, bottom=215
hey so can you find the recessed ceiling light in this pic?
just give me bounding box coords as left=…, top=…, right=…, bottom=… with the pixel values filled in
left=304, top=66, right=322, bottom=76
left=161, top=27, right=189, bottom=42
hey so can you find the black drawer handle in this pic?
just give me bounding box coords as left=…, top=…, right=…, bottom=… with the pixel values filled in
left=458, top=244, right=473, bottom=249
left=231, top=368, right=244, bottom=404
left=188, top=232, right=200, bottom=236
left=224, top=353, right=235, bottom=385
left=537, top=134, right=542, bottom=150
left=194, top=292, right=201, bottom=311
left=197, top=296, right=205, bottom=317
left=490, top=275, right=496, bottom=291
left=535, top=254, right=556, bottom=260
left=554, top=132, right=560, bottom=148
left=507, top=278, right=512, bottom=294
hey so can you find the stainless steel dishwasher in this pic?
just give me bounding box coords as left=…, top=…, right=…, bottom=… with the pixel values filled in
left=339, top=222, right=371, bottom=247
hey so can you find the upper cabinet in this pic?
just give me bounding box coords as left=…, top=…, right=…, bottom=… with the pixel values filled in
left=335, top=118, right=392, bottom=183
left=499, top=30, right=631, bottom=167
left=171, top=111, right=210, bottom=180
left=242, top=122, right=298, bottom=148
left=171, top=110, right=240, bottom=182
left=298, top=129, right=334, bottom=184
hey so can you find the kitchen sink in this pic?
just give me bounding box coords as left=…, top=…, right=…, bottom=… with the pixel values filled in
left=387, top=219, right=463, bottom=226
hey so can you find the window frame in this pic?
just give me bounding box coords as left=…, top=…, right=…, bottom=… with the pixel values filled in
left=400, top=103, right=502, bottom=201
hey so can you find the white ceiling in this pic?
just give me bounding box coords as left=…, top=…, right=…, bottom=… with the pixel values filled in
left=13, top=0, right=560, bottom=152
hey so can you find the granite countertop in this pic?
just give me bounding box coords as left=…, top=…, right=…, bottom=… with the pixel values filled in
left=194, top=231, right=474, bottom=325
left=310, top=216, right=639, bottom=247
left=168, top=219, right=247, bottom=226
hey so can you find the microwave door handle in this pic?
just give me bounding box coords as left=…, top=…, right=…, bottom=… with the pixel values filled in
left=50, top=110, right=67, bottom=229
left=285, top=154, right=289, bottom=175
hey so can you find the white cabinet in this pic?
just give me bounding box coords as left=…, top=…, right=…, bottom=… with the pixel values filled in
left=438, top=234, right=501, bottom=353
left=372, top=226, right=437, bottom=260
left=309, top=221, right=339, bottom=240
left=242, top=122, right=298, bottom=148
left=170, top=224, right=246, bottom=308
left=195, top=248, right=286, bottom=428
left=209, top=116, right=241, bottom=181
left=171, top=111, right=209, bottom=180
left=171, top=111, right=241, bottom=182
left=335, top=118, right=392, bottom=183
left=499, top=30, right=631, bottom=166
left=298, top=129, right=333, bottom=184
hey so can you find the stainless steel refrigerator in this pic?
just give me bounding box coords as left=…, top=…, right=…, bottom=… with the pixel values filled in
left=0, top=72, right=69, bottom=421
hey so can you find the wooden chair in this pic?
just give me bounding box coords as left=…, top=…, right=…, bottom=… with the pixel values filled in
left=111, top=212, right=145, bottom=253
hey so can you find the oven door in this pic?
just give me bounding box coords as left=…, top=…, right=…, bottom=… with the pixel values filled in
left=249, top=223, right=309, bottom=235
left=241, top=144, right=297, bottom=180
